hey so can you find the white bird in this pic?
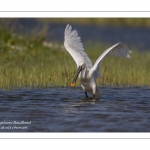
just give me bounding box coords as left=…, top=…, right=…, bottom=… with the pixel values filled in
left=64, top=24, right=132, bottom=99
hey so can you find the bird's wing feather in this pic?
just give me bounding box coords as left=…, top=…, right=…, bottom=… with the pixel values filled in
left=64, top=24, right=92, bottom=69
left=89, top=42, right=132, bottom=78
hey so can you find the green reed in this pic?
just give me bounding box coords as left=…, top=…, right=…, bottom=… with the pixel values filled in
left=0, top=27, right=150, bottom=90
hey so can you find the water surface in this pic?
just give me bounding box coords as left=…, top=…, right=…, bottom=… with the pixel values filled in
left=0, top=87, right=150, bottom=132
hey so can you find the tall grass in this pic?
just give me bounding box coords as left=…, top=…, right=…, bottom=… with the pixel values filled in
left=0, top=27, right=150, bottom=90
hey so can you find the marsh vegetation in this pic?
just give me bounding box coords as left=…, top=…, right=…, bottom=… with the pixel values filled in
left=0, top=24, right=150, bottom=90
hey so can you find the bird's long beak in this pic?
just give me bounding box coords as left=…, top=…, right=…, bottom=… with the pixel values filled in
left=70, top=66, right=82, bottom=87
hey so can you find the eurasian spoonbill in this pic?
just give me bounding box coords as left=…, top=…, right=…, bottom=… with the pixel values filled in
left=64, top=24, right=132, bottom=99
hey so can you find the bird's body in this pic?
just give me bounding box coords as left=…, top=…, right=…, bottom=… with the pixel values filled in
left=78, top=67, right=100, bottom=98
left=64, top=24, right=132, bottom=99
left=80, top=77, right=100, bottom=98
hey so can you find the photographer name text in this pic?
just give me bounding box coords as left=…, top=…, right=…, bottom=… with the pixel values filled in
left=0, top=121, right=31, bottom=130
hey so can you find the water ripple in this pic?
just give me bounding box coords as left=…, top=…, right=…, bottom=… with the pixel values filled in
left=0, top=87, right=150, bottom=132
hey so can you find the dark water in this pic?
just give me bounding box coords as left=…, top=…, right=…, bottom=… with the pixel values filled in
left=0, top=87, right=150, bottom=132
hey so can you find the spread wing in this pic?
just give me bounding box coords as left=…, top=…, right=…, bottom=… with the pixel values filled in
left=64, top=24, right=92, bottom=70
left=89, top=42, right=132, bottom=78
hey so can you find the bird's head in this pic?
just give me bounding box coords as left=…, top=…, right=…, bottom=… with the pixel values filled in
left=79, top=61, right=85, bottom=70
left=70, top=61, right=85, bottom=87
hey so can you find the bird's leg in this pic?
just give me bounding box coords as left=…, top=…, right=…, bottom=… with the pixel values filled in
left=92, top=85, right=97, bottom=99
left=93, top=95, right=96, bottom=99
left=85, top=91, right=88, bottom=98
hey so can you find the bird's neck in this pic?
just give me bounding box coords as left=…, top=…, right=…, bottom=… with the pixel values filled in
left=79, top=67, right=87, bottom=80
